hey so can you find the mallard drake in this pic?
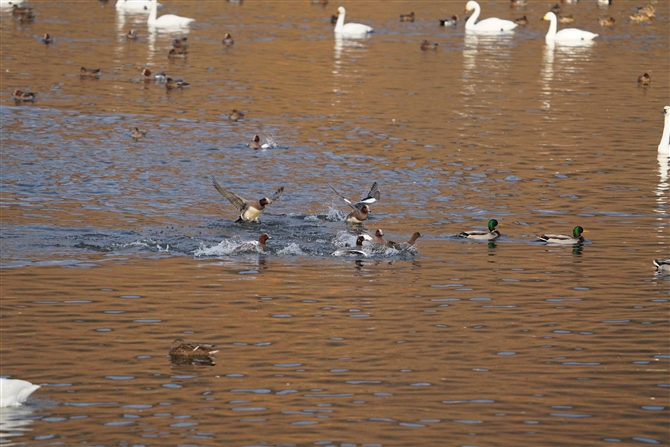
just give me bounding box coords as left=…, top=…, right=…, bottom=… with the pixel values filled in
left=439, top=15, right=458, bottom=26
left=459, top=219, right=501, bottom=240
left=538, top=226, right=585, bottom=245
left=637, top=73, right=651, bottom=85
left=653, top=259, right=670, bottom=272
left=165, top=77, right=189, bottom=89
left=0, top=378, right=40, bottom=407
left=386, top=232, right=421, bottom=250
left=12, top=90, right=36, bottom=102
left=329, top=182, right=380, bottom=224
left=222, top=33, right=234, bottom=46
left=131, top=127, right=147, bottom=141
left=400, top=12, right=415, bottom=22
left=41, top=33, right=54, bottom=44
left=79, top=67, right=101, bottom=78
left=420, top=40, right=438, bottom=51
left=169, top=339, right=218, bottom=359
left=515, top=15, right=528, bottom=26
left=599, top=17, right=616, bottom=26
left=212, top=179, right=284, bottom=223
left=126, top=29, right=138, bottom=40
left=229, top=109, right=245, bottom=121
left=332, top=235, right=368, bottom=257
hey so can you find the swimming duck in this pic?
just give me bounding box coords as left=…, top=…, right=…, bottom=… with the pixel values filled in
left=329, top=182, right=380, bottom=223
left=543, top=12, right=598, bottom=42
left=232, top=233, right=271, bottom=253
left=212, top=179, right=284, bottom=223
left=334, top=6, right=373, bottom=36
left=399, top=12, right=415, bottom=22
left=18, top=10, right=35, bottom=22
left=515, top=15, right=528, bottom=26
left=126, top=29, right=138, bottom=40
left=142, top=68, right=166, bottom=83
left=538, top=226, right=586, bottom=245
left=165, top=77, right=189, bottom=89
left=599, top=17, right=616, bottom=26
left=79, top=67, right=101, bottom=78
left=659, top=106, right=670, bottom=153
left=386, top=232, right=422, bottom=250
left=653, top=259, right=670, bottom=272
left=372, top=229, right=386, bottom=245
left=12, top=89, right=36, bottom=102
left=41, top=33, right=54, bottom=44
left=0, top=378, right=40, bottom=408
left=464, top=1, right=518, bottom=32
left=558, top=14, right=575, bottom=23
left=510, top=0, right=527, bottom=5
left=439, top=15, right=458, bottom=26
left=147, top=0, right=194, bottom=28
left=420, top=40, right=438, bottom=51
left=629, top=12, right=653, bottom=22
left=172, top=36, right=188, bottom=49
left=249, top=134, right=269, bottom=150
left=12, top=5, right=33, bottom=17
left=459, top=219, right=501, bottom=240
left=229, top=109, right=245, bottom=121
left=222, top=33, right=234, bottom=46
left=169, top=338, right=218, bottom=359
left=131, top=127, right=147, bottom=141
left=635, top=4, right=655, bottom=17
left=637, top=73, right=651, bottom=85
left=168, top=48, right=188, bottom=58
left=551, top=3, right=561, bottom=13
left=331, top=14, right=339, bottom=24
left=331, top=235, right=368, bottom=257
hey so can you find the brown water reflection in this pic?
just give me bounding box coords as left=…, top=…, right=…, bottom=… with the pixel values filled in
left=1, top=0, right=669, bottom=445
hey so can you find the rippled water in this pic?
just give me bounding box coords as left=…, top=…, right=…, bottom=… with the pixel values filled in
left=1, top=0, right=669, bottom=445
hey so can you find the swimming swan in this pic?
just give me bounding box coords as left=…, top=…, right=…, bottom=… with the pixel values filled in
left=542, top=12, right=598, bottom=42
left=0, top=378, right=40, bottom=407
left=464, top=1, right=517, bottom=32
left=334, top=6, right=373, bottom=36
left=147, top=0, right=194, bottom=28
left=116, top=0, right=160, bottom=11
left=660, top=106, right=670, bottom=154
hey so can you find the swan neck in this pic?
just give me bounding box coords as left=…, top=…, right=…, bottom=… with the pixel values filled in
left=148, top=0, right=157, bottom=24
left=545, top=14, right=557, bottom=40
left=660, top=113, right=670, bottom=153
left=465, top=4, right=480, bottom=29
left=334, top=10, right=345, bottom=31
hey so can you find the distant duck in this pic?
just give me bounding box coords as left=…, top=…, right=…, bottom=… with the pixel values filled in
left=543, top=12, right=598, bottom=42
left=131, top=127, right=147, bottom=141
left=439, top=15, right=458, bottom=26
left=637, top=73, right=651, bottom=85
left=515, top=15, right=528, bottom=25
left=599, top=17, right=616, bottom=26
left=386, top=232, right=422, bottom=250
left=420, top=40, right=438, bottom=51
left=147, top=0, right=194, bottom=28
left=629, top=12, right=652, bottom=22
left=332, top=235, right=368, bottom=257
left=551, top=3, right=561, bottom=13
left=12, top=5, right=33, bottom=17
left=172, top=36, right=188, bottom=49
left=222, top=33, right=234, bottom=46
left=459, top=219, right=501, bottom=240
left=229, top=109, right=245, bottom=121
left=142, top=68, right=166, bottom=83
left=653, top=259, right=670, bottom=273
left=538, top=226, right=586, bottom=245
left=636, top=4, right=655, bottom=17
left=464, top=1, right=518, bottom=32
left=126, top=29, right=138, bottom=40
left=79, top=67, right=101, bottom=78
left=334, top=6, right=373, bottom=36
left=0, top=378, right=40, bottom=407
left=165, top=77, right=189, bottom=89
left=41, top=33, right=54, bottom=44
left=12, top=89, right=36, bottom=102
left=659, top=106, right=670, bottom=153
left=169, top=338, right=218, bottom=359
left=558, top=14, right=575, bottom=23
left=168, top=48, right=188, bottom=58
left=232, top=233, right=271, bottom=253
left=331, top=14, right=338, bottom=24
left=510, top=0, right=527, bottom=6
left=399, top=12, right=415, bottom=22
left=18, top=10, right=34, bottom=22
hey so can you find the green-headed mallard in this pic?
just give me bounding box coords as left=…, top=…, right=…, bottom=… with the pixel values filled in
left=539, top=226, right=585, bottom=245
left=459, top=219, right=500, bottom=240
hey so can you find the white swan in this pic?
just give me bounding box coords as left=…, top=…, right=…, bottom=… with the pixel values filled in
left=0, top=378, right=40, bottom=407
left=464, top=1, right=517, bottom=32
left=660, top=106, right=670, bottom=153
left=334, top=6, right=373, bottom=36
left=542, top=12, right=598, bottom=42
left=116, top=0, right=159, bottom=11
left=147, top=0, right=194, bottom=28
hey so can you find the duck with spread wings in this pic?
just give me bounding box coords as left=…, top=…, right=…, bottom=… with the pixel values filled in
left=329, top=182, right=380, bottom=224
left=212, top=179, right=284, bottom=223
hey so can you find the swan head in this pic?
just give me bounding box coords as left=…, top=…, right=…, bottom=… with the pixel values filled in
left=542, top=12, right=557, bottom=21
left=337, top=6, right=345, bottom=14
left=664, top=106, right=670, bottom=116
left=465, top=1, right=478, bottom=12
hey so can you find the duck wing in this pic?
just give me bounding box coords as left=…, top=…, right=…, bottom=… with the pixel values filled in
left=359, top=182, right=380, bottom=204
left=268, top=186, right=284, bottom=203
left=329, top=184, right=357, bottom=210
left=212, top=179, right=248, bottom=212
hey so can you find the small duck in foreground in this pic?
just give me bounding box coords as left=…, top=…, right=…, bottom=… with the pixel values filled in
left=637, top=73, right=651, bottom=85
left=386, top=232, right=421, bottom=250
left=459, top=219, right=501, bottom=240
left=12, top=90, right=36, bottom=102
left=249, top=134, right=269, bottom=150
left=653, top=259, right=670, bottom=272
left=79, top=67, right=101, bottom=78
left=172, top=36, right=188, bottom=49
left=41, top=33, right=54, bottom=44
left=332, top=235, right=368, bottom=257
left=0, top=378, right=41, bottom=407
left=420, top=40, right=438, bottom=51
left=222, top=33, right=234, bottom=46
left=169, top=339, right=219, bottom=359
left=229, top=109, right=245, bottom=121
left=538, top=226, right=586, bottom=245
left=439, top=15, right=458, bottom=26
left=212, top=179, right=284, bottom=223
left=599, top=17, right=616, bottom=26
left=232, top=233, right=271, bottom=253
left=515, top=15, right=528, bottom=26
left=126, top=29, right=138, bottom=40
left=131, top=127, right=147, bottom=141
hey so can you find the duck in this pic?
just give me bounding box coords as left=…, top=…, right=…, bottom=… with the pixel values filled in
left=147, top=0, right=194, bottom=28
left=331, top=14, right=339, bottom=24
left=420, top=40, right=438, bottom=51
left=538, top=226, right=586, bottom=245
left=331, top=235, right=368, bottom=257
left=142, top=68, right=166, bottom=83
left=18, top=10, right=35, bottom=22
left=0, top=378, right=40, bottom=407
left=542, top=12, right=598, bottom=42
left=637, top=73, right=651, bottom=85
left=131, top=127, right=147, bottom=141
left=464, top=1, right=518, bottom=32
left=165, top=77, right=189, bottom=89
left=439, top=15, right=458, bottom=26
left=659, top=106, right=670, bottom=154
left=329, top=182, right=380, bottom=224
left=229, top=109, right=245, bottom=121
left=79, top=67, right=101, bottom=78
left=12, top=5, right=33, bottom=17
left=126, top=29, right=138, bottom=40
left=399, top=12, right=415, bottom=22
left=386, top=232, right=422, bottom=250
left=232, top=233, right=271, bottom=253
left=515, top=15, right=528, bottom=26
left=41, top=33, right=54, bottom=44
left=629, top=12, right=652, bottom=22
left=372, top=229, right=386, bottom=245
left=334, top=6, right=373, bottom=36
left=458, top=219, right=501, bottom=240
left=12, top=89, right=36, bottom=102
left=212, top=179, right=284, bottom=223
left=558, top=14, right=575, bottom=24
left=551, top=3, right=561, bottom=13
left=653, top=259, right=670, bottom=273
left=167, top=48, right=188, bottom=58
left=635, top=4, right=655, bottom=17
left=222, top=33, right=234, bottom=46
left=249, top=134, right=269, bottom=150
left=510, top=0, right=527, bottom=6
left=169, top=338, right=218, bottom=359
left=172, top=36, right=188, bottom=49
left=599, top=17, right=616, bottom=26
